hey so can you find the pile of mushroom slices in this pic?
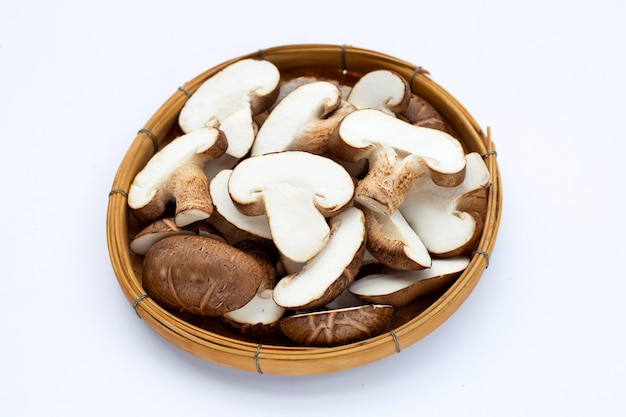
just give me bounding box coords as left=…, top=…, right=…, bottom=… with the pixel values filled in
left=127, top=58, right=492, bottom=346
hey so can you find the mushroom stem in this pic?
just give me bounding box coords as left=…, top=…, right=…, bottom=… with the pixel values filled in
left=351, top=144, right=399, bottom=215
left=169, top=164, right=213, bottom=227
left=356, top=153, right=438, bottom=216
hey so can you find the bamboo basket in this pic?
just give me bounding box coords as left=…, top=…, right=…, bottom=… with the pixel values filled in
left=106, top=44, right=502, bottom=375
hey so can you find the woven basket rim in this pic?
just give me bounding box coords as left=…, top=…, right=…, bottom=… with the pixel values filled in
left=106, top=43, right=503, bottom=375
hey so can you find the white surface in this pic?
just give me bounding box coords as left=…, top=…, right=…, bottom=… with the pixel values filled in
left=1, top=1, right=624, bottom=416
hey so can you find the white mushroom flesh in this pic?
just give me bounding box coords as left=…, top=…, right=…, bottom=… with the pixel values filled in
left=332, top=108, right=467, bottom=215
left=371, top=208, right=432, bottom=269
left=338, top=109, right=465, bottom=177
left=209, top=169, right=272, bottom=240
left=349, top=256, right=470, bottom=297
left=347, top=69, right=409, bottom=115
left=399, top=152, right=491, bottom=255
left=128, top=127, right=226, bottom=225
left=223, top=288, right=286, bottom=325
left=250, top=81, right=342, bottom=156
left=178, top=58, right=280, bottom=158
left=272, top=206, right=365, bottom=309
left=227, top=151, right=355, bottom=262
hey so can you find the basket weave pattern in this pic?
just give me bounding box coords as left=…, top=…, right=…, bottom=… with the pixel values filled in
left=106, top=44, right=502, bottom=375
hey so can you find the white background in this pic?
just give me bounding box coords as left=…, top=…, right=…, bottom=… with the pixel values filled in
left=2, top=1, right=624, bottom=416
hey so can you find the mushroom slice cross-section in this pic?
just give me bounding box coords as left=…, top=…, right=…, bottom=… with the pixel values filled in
left=128, top=127, right=228, bottom=226
left=271, top=76, right=352, bottom=110
left=222, top=287, right=286, bottom=338
left=272, top=206, right=366, bottom=311
left=221, top=240, right=286, bottom=338
left=360, top=204, right=431, bottom=270
left=250, top=81, right=344, bottom=156
left=346, top=69, right=411, bottom=115
left=178, top=58, right=280, bottom=158
left=349, top=256, right=470, bottom=307
left=130, top=217, right=194, bottom=255
left=129, top=217, right=224, bottom=255
left=330, top=108, right=466, bottom=215
left=399, top=152, right=492, bottom=256
left=227, top=151, right=355, bottom=263
left=209, top=169, right=272, bottom=240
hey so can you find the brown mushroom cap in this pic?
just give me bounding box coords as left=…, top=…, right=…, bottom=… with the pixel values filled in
left=400, top=93, right=454, bottom=134
left=142, top=234, right=265, bottom=316
left=279, top=304, right=394, bottom=346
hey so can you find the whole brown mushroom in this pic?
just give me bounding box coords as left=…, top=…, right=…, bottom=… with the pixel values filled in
left=279, top=304, right=394, bottom=346
left=141, top=234, right=266, bottom=316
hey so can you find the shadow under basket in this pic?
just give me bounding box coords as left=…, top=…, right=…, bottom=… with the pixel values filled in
left=106, top=44, right=503, bottom=375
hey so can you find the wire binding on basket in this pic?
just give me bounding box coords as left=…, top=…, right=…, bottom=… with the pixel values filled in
left=132, top=294, right=150, bottom=318
left=341, top=44, right=347, bottom=74
left=108, top=189, right=128, bottom=198
left=137, top=128, right=159, bottom=153
left=177, top=86, right=192, bottom=98
left=481, top=126, right=497, bottom=159
left=254, top=344, right=263, bottom=374
left=482, top=149, right=497, bottom=159
left=410, top=66, right=423, bottom=91
left=390, top=330, right=401, bottom=353
left=257, top=49, right=265, bottom=59
left=471, top=250, right=490, bottom=269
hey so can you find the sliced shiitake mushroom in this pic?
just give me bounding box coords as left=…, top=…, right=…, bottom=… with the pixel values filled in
left=329, top=108, right=467, bottom=216
left=349, top=257, right=470, bottom=308
left=346, top=69, right=411, bottom=115
left=130, top=217, right=224, bottom=255
left=358, top=203, right=431, bottom=270
left=227, top=151, right=355, bottom=263
left=209, top=168, right=272, bottom=241
left=178, top=58, right=280, bottom=158
left=250, top=81, right=344, bottom=156
left=272, top=207, right=366, bottom=311
left=128, top=127, right=228, bottom=226
left=399, top=152, right=491, bottom=256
